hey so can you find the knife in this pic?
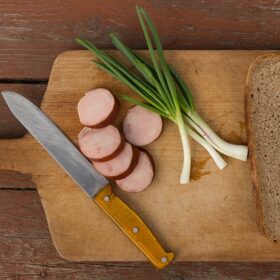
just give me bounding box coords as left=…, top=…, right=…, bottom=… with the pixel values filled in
left=2, top=91, right=174, bottom=269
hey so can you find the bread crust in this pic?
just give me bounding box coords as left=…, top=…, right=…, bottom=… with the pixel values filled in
left=244, top=53, right=280, bottom=241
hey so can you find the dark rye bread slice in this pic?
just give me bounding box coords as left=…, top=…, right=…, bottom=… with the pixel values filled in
left=245, top=54, right=280, bottom=242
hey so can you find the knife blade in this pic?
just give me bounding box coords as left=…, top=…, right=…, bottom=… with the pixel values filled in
left=2, top=91, right=174, bottom=269
left=2, top=91, right=107, bottom=198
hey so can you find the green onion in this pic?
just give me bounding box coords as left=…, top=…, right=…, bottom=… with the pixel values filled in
left=76, top=5, right=248, bottom=184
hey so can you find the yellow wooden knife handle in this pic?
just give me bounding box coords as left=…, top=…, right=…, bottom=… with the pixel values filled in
left=94, top=184, right=174, bottom=269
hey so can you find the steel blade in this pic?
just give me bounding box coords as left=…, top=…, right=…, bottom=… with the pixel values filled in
left=2, top=91, right=108, bottom=198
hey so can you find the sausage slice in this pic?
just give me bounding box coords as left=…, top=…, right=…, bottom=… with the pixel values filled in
left=123, top=105, right=163, bottom=146
left=78, top=125, right=124, bottom=161
left=78, top=88, right=119, bottom=128
left=116, top=150, right=155, bottom=192
left=92, top=142, right=139, bottom=180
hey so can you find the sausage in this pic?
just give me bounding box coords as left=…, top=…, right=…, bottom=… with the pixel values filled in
left=78, top=126, right=91, bottom=139
left=92, top=142, right=140, bottom=180
left=78, top=125, right=124, bottom=162
left=115, top=149, right=155, bottom=192
left=122, top=105, right=163, bottom=146
left=78, top=88, right=120, bottom=128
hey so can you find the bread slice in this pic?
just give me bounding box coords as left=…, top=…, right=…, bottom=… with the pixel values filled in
left=245, top=54, right=280, bottom=242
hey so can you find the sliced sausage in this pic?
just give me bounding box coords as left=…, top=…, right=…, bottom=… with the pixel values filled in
left=78, top=126, right=91, bottom=139
left=123, top=105, right=163, bottom=146
left=78, top=88, right=120, bottom=128
left=116, top=149, right=155, bottom=192
left=92, top=142, right=139, bottom=180
left=78, top=125, right=124, bottom=161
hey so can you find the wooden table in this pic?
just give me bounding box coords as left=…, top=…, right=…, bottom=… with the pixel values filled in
left=0, top=1, right=279, bottom=279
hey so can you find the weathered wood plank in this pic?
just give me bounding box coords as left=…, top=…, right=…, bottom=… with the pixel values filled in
left=1, top=261, right=280, bottom=280
left=0, top=190, right=280, bottom=279
left=0, top=83, right=46, bottom=138
left=0, top=170, right=36, bottom=189
left=0, top=190, right=51, bottom=241
left=0, top=0, right=279, bottom=79
left=1, top=1, right=280, bottom=277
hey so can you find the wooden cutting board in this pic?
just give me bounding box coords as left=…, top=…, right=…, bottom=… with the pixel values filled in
left=1, top=50, right=280, bottom=262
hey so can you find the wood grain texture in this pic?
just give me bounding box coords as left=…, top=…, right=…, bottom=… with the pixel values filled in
left=0, top=83, right=46, bottom=138
left=0, top=170, right=36, bottom=189
left=1, top=262, right=280, bottom=280
left=0, top=190, right=280, bottom=279
left=0, top=0, right=279, bottom=79
left=2, top=50, right=280, bottom=263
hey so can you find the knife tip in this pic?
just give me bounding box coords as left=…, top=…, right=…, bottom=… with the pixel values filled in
left=2, top=90, right=16, bottom=96
left=1, top=91, right=20, bottom=103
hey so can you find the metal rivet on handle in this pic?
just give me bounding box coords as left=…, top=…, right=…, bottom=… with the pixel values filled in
left=161, top=257, right=168, bottom=263
left=103, top=195, right=110, bottom=202
left=132, top=227, right=139, bottom=234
